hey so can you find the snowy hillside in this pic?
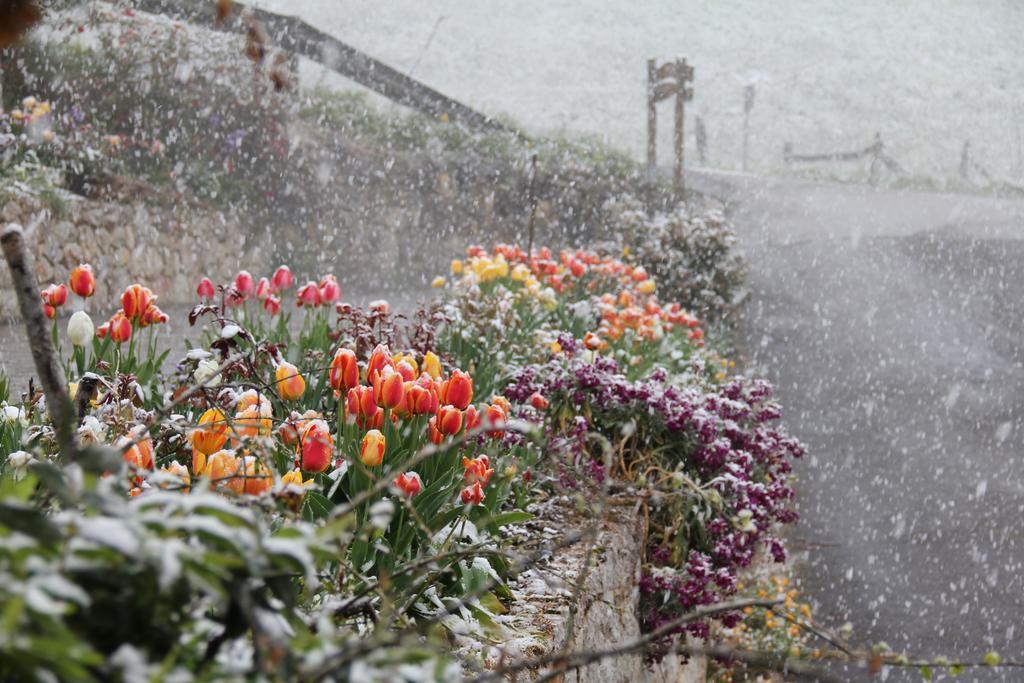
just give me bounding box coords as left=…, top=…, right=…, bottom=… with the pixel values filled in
left=254, top=0, right=1024, bottom=188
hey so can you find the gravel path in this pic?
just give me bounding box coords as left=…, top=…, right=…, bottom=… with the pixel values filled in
left=691, top=169, right=1024, bottom=680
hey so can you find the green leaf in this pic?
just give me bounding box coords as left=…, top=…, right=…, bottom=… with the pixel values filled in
left=919, top=665, right=933, bottom=681
left=949, top=664, right=964, bottom=676
left=302, top=492, right=332, bottom=521
left=489, top=510, right=533, bottom=528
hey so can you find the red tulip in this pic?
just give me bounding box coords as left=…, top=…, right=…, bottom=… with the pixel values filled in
left=427, top=416, right=444, bottom=445
left=529, top=392, right=549, bottom=411
left=41, top=283, right=68, bottom=308
left=296, top=281, right=321, bottom=307
left=69, top=264, right=96, bottom=298
left=319, top=274, right=341, bottom=304
left=234, top=270, right=255, bottom=298
left=271, top=265, right=294, bottom=291
left=394, top=472, right=423, bottom=497
left=347, top=385, right=378, bottom=420
left=329, top=348, right=359, bottom=392
left=263, top=295, right=281, bottom=316
left=108, top=312, right=132, bottom=344
left=407, top=384, right=434, bottom=415
left=395, top=360, right=416, bottom=382
left=464, top=405, right=481, bottom=431
left=440, top=369, right=473, bottom=410
left=43, top=303, right=56, bottom=319
left=299, top=419, right=333, bottom=473
left=460, top=481, right=485, bottom=506
left=196, top=277, right=215, bottom=300
left=437, top=405, right=463, bottom=435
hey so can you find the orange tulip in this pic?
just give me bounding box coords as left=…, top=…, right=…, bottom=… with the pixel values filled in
left=407, top=384, right=434, bottom=415
left=462, top=455, right=494, bottom=487
left=483, top=404, right=507, bottom=438
left=69, top=264, right=96, bottom=298
left=160, top=461, right=191, bottom=493
left=280, top=409, right=320, bottom=447
left=329, top=348, right=359, bottom=391
left=191, top=407, right=229, bottom=456
left=299, top=419, right=334, bottom=472
left=233, top=390, right=273, bottom=439
left=121, top=284, right=154, bottom=321
left=440, top=369, right=473, bottom=410
left=359, top=429, right=386, bottom=467
left=437, top=405, right=463, bottom=435
left=192, top=448, right=207, bottom=476
left=490, top=396, right=512, bottom=418
left=372, top=365, right=405, bottom=410
left=120, top=432, right=154, bottom=471
left=276, top=361, right=306, bottom=401
left=366, top=343, right=392, bottom=384
left=205, top=450, right=241, bottom=489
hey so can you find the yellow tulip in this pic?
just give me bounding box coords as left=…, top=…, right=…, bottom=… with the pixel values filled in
left=423, top=351, right=442, bottom=379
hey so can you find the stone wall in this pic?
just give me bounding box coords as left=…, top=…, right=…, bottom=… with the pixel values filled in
left=0, top=191, right=269, bottom=319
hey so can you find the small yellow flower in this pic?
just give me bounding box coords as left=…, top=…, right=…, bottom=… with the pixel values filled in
left=281, top=468, right=313, bottom=488
left=549, top=340, right=562, bottom=354
left=431, top=276, right=447, bottom=288
left=450, top=259, right=463, bottom=275
left=637, top=279, right=656, bottom=295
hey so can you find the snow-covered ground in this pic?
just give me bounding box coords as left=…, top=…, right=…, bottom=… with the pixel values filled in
left=255, top=0, right=1024, bottom=186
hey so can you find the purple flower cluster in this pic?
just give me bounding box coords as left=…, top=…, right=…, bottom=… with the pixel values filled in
left=505, top=347, right=805, bottom=648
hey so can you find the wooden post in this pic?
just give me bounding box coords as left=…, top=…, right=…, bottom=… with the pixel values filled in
left=1, top=224, right=77, bottom=460
left=646, top=59, right=657, bottom=182
left=673, top=59, right=685, bottom=193
left=742, top=85, right=755, bottom=172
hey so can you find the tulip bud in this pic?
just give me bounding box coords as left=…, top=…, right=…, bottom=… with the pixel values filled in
left=372, top=365, right=405, bottom=410
left=191, top=407, right=229, bottom=455
left=121, top=284, right=153, bottom=321
left=427, top=416, right=444, bottom=444
left=234, top=270, right=255, bottom=298
left=460, top=481, right=485, bottom=506
left=360, top=429, right=386, bottom=467
left=238, top=455, right=273, bottom=495
left=319, top=274, right=341, bottom=303
left=394, top=471, right=423, bottom=497
left=67, top=311, right=94, bottom=347
left=636, top=278, right=657, bottom=295
left=196, top=277, right=216, bottom=300
left=490, top=396, right=512, bottom=418
left=276, top=361, right=306, bottom=401
left=296, top=281, right=321, bottom=307
left=483, top=404, right=506, bottom=438
left=395, top=359, right=416, bottom=382
left=329, top=348, right=359, bottom=392
left=43, top=303, right=56, bottom=319
left=108, top=312, right=132, bottom=344
left=529, top=392, right=549, bottom=411
left=431, top=276, right=446, bottom=288
left=437, top=404, right=463, bottom=435
left=272, top=265, right=294, bottom=291
left=206, top=450, right=242, bottom=491
left=263, top=295, right=281, bottom=316
left=423, top=351, right=442, bottom=379
left=255, top=276, right=272, bottom=300
left=299, top=419, right=333, bottom=472
left=407, top=384, right=433, bottom=415
left=464, top=404, right=481, bottom=431
left=69, top=264, right=96, bottom=298
left=440, top=369, right=473, bottom=410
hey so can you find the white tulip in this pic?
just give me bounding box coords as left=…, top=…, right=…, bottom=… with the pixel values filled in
left=67, top=310, right=95, bottom=347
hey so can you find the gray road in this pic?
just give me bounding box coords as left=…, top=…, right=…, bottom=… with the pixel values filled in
left=691, top=170, right=1024, bottom=680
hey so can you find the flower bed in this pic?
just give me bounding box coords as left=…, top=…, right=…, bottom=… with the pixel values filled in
left=0, top=235, right=803, bottom=680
